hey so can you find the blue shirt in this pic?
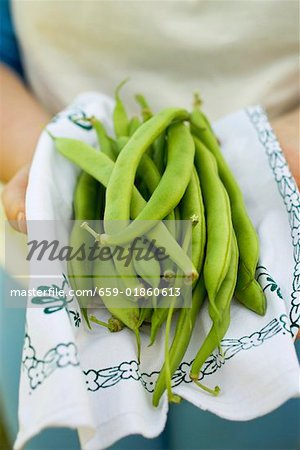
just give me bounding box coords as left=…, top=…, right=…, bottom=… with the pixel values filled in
left=0, top=0, right=23, bottom=77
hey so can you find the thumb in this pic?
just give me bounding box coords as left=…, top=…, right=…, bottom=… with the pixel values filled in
left=1, top=164, right=30, bottom=234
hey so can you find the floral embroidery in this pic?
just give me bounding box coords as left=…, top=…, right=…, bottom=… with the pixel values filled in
left=247, top=106, right=300, bottom=336
left=28, top=362, right=46, bottom=389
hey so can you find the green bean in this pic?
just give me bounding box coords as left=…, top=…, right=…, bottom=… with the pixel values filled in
left=91, top=117, right=115, bottom=161
left=93, top=257, right=141, bottom=358
left=138, top=305, right=153, bottom=327
left=150, top=307, right=169, bottom=345
left=194, top=137, right=232, bottom=319
left=133, top=238, right=162, bottom=289
left=113, top=79, right=129, bottom=138
left=134, top=94, right=155, bottom=157
left=102, top=121, right=195, bottom=245
left=135, top=94, right=153, bottom=121
left=91, top=130, right=142, bottom=292
left=115, top=136, right=161, bottom=195
left=128, top=116, right=141, bottom=136
left=92, top=215, right=141, bottom=358
left=136, top=153, right=161, bottom=193
left=164, top=295, right=181, bottom=404
left=136, top=151, right=177, bottom=242
left=93, top=254, right=139, bottom=330
left=68, top=171, right=100, bottom=328
left=235, top=278, right=266, bottom=315
left=54, top=137, right=196, bottom=279
left=133, top=144, right=177, bottom=244
left=162, top=214, right=194, bottom=403
left=91, top=129, right=143, bottom=294
left=152, top=276, right=206, bottom=406
left=152, top=131, right=166, bottom=174
left=190, top=110, right=265, bottom=314
left=116, top=136, right=129, bottom=153
left=173, top=205, right=182, bottom=244
left=180, top=167, right=206, bottom=273
left=114, top=133, right=171, bottom=290
left=104, top=107, right=189, bottom=229
left=190, top=231, right=239, bottom=387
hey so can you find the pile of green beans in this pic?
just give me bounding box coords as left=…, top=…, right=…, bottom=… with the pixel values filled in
left=53, top=85, right=266, bottom=406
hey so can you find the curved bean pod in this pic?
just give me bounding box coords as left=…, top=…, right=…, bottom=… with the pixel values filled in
left=91, top=117, right=115, bottom=161
left=194, top=137, right=232, bottom=318
left=180, top=167, right=206, bottom=273
left=102, top=121, right=195, bottom=244
left=152, top=131, right=166, bottom=174
left=92, top=215, right=141, bottom=357
left=235, top=278, right=266, bottom=315
left=68, top=171, right=100, bottom=328
left=128, top=116, right=141, bottom=136
left=190, top=110, right=265, bottom=314
left=135, top=94, right=153, bottom=121
left=113, top=79, right=129, bottom=138
left=190, top=231, right=239, bottom=384
left=104, top=107, right=189, bottom=231
left=152, top=276, right=206, bottom=406
left=91, top=127, right=143, bottom=294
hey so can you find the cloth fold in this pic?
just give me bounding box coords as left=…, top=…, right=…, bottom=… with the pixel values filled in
left=14, top=93, right=300, bottom=450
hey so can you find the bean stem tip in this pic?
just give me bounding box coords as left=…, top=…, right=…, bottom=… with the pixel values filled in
left=81, top=222, right=101, bottom=242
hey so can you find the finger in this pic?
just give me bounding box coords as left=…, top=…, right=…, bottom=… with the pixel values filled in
left=1, top=164, right=30, bottom=234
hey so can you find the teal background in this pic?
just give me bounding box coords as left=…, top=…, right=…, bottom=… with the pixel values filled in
left=0, top=268, right=299, bottom=450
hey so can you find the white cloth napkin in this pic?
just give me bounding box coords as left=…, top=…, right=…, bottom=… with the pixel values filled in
left=15, top=93, right=300, bottom=450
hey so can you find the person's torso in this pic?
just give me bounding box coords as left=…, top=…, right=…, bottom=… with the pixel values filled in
left=12, top=0, right=299, bottom=119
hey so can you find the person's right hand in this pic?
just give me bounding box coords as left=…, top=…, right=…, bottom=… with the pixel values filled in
left=1, top=163, right=30, bottom=234
left=0, top=64, right=50, bottom=234
left=271, top=107, right=300, bottom=189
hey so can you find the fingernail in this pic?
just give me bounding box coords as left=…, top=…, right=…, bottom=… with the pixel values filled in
left=17, top=212, right=27, bottom=234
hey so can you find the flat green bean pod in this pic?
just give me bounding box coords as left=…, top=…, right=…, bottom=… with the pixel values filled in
left=128, top=116, right=141, bottom=136
left=190, top=231, right=239, bottom=384
left=152, top=131, right=166, bottom=174
left=194, top=137, right=232, bottom=318
left=93, top=255, right=140, bottom=330
left=91, top=128, right=143, bottom=294
left=68, top=171, right=100, bottom=328
left=114, top=133, right=173, bottom=288
left=133, top=238, right=162, bottom=289
left=102, top=121, right=194, bottom=244
left=150, top=307, right=169, bottom=345
left=113, top=79, right=129, bottom=138
left=152, top=276, right=206, bottom=406
left=92, top=217, right=141, bottom=357
left=180, top=167, right=206, bottom=273
left=104, top=107, right=189, bottom=232
left=91, top=117, right=115, bottom=161
left=235, top=278, right=266, bottom=315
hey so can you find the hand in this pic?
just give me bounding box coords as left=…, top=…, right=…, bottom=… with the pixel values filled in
left=0, top=65, right=50, bottom=234
left=271, top=107, right=300, bottom=189
left=1, top=164, right=30, bottom=234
